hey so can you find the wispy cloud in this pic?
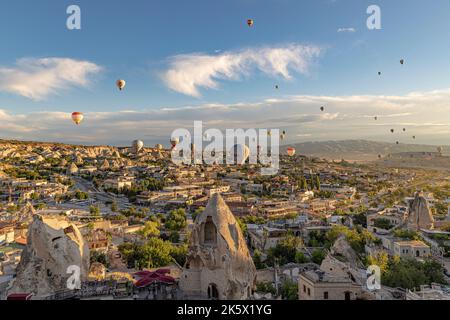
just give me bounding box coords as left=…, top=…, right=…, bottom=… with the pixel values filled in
left=0, top=58, right=102, bottom=100
left=0, top=88, right=449, bottom=145
left=162, top=44, right=322, bottom=97
left=337, top=27, right=356, bottom=33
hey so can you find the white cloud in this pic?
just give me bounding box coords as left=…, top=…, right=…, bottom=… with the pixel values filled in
left=0, top=58, right=102, bottom=100
left=0, top=88, right=449, bottom=145
left=337, top=27, right=356, bottom=33
left=162, top=44, right=322, bottom=97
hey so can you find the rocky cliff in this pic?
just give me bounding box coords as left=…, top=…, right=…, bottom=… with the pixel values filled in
left=8, top=215, right=90, bottom=299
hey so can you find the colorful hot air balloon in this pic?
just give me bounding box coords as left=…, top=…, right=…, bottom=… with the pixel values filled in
left=71, top=112, right=84, bottom=125
left=247, top=19, right=254, bottom=27
left=287, top=147, right=296, bottom=157
left=116, top=79, right=126, bottom=91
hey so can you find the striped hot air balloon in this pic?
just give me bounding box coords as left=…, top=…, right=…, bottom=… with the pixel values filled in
left=71, top=112, right=84, bottom=125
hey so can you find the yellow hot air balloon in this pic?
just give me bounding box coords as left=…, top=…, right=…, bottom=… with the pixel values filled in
left=116, top=79, right=126, bottom=91
left=71, top=112, right=84, bottom=125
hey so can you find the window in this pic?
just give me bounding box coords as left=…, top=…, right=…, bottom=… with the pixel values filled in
left=345, top=291, right=351, bottom=300
left=303, top=285, right=306, bottom=293
left=204, top=217, right=217, bottom=244
left=323, top=292, right=329, bottom=300
left=307, top=288, right=311, bottom=296
left=208, top=283, right=219, bottom=300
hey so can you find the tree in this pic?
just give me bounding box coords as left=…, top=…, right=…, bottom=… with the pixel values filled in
left=165, top=208, right=187, bottom=231
left=280, top=280, right=298, bottom=300
left=267, top=234, right=302, bottom=266
left=256, top=282, right=276, bottom=295
left=253, top=249, right=265, bottom=269
left=295, top=251, right=309, bottom=264
left=111, top=201, right=118, bottom=212
left=366, top=251, right=389, bottom=273
left=89, top=205, right=101, bottom=216
left=314, top=175, right=321, bottom=191
left=311, top=249, right=326, bottom=264
left=169, top=231, right=180, bottom=243
left=383, top=257, right=445, bottom=290
left=139, top=221, right=160, bottom=238
left=90, top=251, right=110, bottom=268
left=373, top=218, right=394, bottom=230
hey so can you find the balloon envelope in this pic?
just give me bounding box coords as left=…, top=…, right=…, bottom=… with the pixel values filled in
left=247, top=19, right=254, bottom=27
left=116, top=79, right=126, bottom=91
left=71, top=112, right=84, bottom=125
left=132, top=140, right=144, bottom=153
left=287, top=148, right=296, bottom=157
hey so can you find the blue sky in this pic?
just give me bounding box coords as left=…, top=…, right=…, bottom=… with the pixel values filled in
left=0, top=0, right=449, bottom=146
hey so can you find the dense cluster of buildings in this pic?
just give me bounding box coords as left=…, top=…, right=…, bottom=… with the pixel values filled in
left=1, top=141, right=449, bottom=300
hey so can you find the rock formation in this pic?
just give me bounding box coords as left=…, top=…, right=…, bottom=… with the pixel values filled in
left=407, top=192, right=434, bottom=230
left=180, top=193, right=256, bottom=300
left=67, top=163, right=78, bottom=175
left=8, top=215, right=90, bottom=299
left=320, top=236, right=365, bottom=285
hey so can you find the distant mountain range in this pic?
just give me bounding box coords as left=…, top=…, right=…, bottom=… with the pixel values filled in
left=282, top=140, right=449, bottom=161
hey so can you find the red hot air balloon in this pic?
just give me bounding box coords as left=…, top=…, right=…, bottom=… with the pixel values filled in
left=287, top=148, right=296, bottom=157
left=71, top=112, right=84, bottom=125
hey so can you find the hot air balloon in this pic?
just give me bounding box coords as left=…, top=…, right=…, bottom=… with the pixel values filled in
left=412, top=136, right=416, bottom=139
left=170, top=137, right=179, bottom=150
left=247, top=19, right=254, bottom=27
left=378, top=154, right=382, bottom=159
left=320, top=106, right=325, bottom=112
left=390, top=129, right=394, bottom=133
left=403, top=128, right=406, bottom=132
left=231, top=144, right=250, bottom=165
left=378, top=72, right=381, bottom=76
left=287, top=147, right=296, bottom=157
left=374, top=116, right=378, bottom=121
left=71, top=112, right=84, bottom=125
left=275, top=85, right=279, bottom=89
left=396, top=141, right=399, bottom=145
left=116, top=79, right=126, bottom=91
left=400, top=59, right=405, bottom=65
left=132, top=140, right=144, bottom=154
